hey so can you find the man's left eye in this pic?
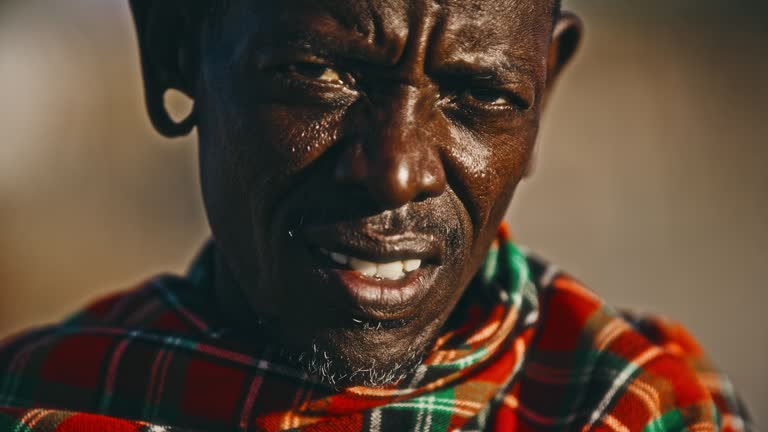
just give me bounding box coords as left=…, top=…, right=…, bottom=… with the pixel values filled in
left=463, top=88, right=513, bottom=106
left=287, top=63, right=343, bottom=84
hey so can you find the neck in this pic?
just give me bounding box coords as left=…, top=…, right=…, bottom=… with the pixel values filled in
left=212, top=247, right=266, bottom=334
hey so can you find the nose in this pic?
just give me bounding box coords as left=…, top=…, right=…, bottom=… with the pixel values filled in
left=334, top=86, right=447, bottom=210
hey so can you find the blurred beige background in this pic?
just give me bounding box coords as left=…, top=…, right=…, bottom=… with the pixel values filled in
left=1, top=0, right=766, bottom=421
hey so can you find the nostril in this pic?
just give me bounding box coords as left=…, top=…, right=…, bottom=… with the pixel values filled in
left=412, top=191, right=433, bottom=203
left=334, top=143, right=368, bottom=184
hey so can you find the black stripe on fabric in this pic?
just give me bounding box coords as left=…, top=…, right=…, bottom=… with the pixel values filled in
left=379, top=408, right=417, bottom=431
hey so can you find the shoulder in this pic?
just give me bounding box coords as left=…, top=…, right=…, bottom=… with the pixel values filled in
left=0, top=406, right=193, bottom=431
left=0, top=278, right=150, bottom=365
left=0, top=273, right=207, bottom=354
left=0, top=274, right=205, bottom=410
left=60, top=274, right=203, bottom=331
left=517, top=254, right=753, bottom=431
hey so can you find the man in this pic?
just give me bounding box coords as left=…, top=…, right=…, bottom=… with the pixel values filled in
left=0, top=0, right=754, bottom=431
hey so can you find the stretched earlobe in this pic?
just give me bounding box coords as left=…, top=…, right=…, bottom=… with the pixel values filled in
left=130, top=0, right=198, bottom=138
left=146, top=86, right=197, bottom=138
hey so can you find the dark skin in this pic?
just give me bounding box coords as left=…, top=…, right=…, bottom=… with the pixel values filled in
left=131, top=0, right=582, bottom=387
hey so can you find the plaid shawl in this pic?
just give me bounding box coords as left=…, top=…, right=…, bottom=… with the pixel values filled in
left=0, top=227, right=753, bottom=431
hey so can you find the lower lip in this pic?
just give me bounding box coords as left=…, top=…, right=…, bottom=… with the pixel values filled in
left=319, top=265, right=435, bottom=321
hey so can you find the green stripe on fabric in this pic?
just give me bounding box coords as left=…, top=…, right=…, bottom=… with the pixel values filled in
left=431, top=346, right=490, bottom=370
left=98, top=393, right=113, bottom=415
left=0, top=413, right=31, bottom=432
left=502, top=241, right=538, bottom=311
left=712, top=401, right=722, bottom=430
left=0, top=374, right=39, bottom=408
left=482, top=246, right=499, bottom=284
left=387, top=387, right=456, bottom=432
left=432, top=240, right=535, bottom=371
left=428, top=387, right=457, bottom=432
left=642, top=408, right=684, bottom=432
left=505, top=245, right=527, bottom=295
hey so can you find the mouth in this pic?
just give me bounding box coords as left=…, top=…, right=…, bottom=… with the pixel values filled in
left=317, top=248, right=424, bottom=280
left=301, top=224, right=443, bottom=322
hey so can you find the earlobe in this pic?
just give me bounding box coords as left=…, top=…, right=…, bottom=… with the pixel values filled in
left=533, top=13, right=583, bottom=177
left=130, top=0, right=198, bottom=138
left=547, top=11, right=584, bottom=87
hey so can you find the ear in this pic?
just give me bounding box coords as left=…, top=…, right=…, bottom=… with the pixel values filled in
left=525, top=11, right=583, bottom=178
left=130, top=0, right=199, bottom=137
left=544, top=11, right=584, bottom=101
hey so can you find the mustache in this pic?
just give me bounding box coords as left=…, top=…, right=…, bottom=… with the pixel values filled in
left=271, top=163, right=467, bottom=253
left=289, top=194, right=459, bottom=238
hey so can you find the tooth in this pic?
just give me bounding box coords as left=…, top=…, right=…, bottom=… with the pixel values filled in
left=403, top=259, right=422, bottom=272
left=377, top=261, right=405, bottom=280
left=349, top=257, right=377, bottom=277
left=330, top=252, right=349, bottom=265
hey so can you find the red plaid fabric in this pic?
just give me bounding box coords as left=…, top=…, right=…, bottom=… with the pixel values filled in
left=0, top=227, right=753, bottom=431
left=0, top=406, right=190, bottom=431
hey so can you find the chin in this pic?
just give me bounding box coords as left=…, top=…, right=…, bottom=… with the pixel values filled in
left=276, top=320, right=441, bottom=389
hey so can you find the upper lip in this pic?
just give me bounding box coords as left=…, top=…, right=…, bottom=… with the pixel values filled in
left=302, top=224, right=443, bottom=264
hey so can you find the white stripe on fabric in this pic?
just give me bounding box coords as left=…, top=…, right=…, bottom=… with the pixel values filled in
left=585, top=346, right=664, bottom=430
left=368, top=408, right=382, bottom=432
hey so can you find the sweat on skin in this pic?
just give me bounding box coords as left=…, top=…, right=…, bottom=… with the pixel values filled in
left=0, top=1, right=753, bottom=430
left=131, top=0, right=580, bottom=387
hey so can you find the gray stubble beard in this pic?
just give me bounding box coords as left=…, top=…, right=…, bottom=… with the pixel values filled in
left=282, top=338, right=426, bottom=389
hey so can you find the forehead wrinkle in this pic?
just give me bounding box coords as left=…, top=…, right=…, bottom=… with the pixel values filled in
left=313, top=0, right=378, bottom=42
left=238, top=0, right=412, bottom=65
left=437, top=0, right=546, bottom=16
left=300, top=0, right=411, bottom=56
left=428, top=0, right=551, bottom=81
left=438, top=24, right=542, bottom=73
left=231, top=0, right=548, bottom=78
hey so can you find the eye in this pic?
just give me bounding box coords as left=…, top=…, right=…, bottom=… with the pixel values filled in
left=286, top=63, right=343, bottom=84
left=463, top=88, right=517, bottom=107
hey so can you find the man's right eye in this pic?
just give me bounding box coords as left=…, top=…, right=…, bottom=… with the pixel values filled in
left=282, top=63, right=344, bottom=85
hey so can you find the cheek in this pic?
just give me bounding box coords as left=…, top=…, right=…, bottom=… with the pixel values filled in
left=248, top=106, right=347, bottom=173
left=198, top=55, right=350, bottom=188
left=196, top=83, right=351, bottom=257
left=199, top=94, right=348, bottom=206
left=482, top=125, right=537, bottom=218
left=444, top=117, right=539, bottom=234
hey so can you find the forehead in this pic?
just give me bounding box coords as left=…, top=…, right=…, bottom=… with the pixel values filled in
left=219, top=0, right=554, bottom=66
left=224, top=0, right=554, bottom=24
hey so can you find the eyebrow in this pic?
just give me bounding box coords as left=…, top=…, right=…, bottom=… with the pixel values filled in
left=244, top=25, right=540, bottom=86
left=431, top=59, right=537, bottom=86
left=244, top=28, right=393, bottom=67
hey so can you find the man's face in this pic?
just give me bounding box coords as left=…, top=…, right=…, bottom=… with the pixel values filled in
left=183, top=0, right=575, bottom=386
